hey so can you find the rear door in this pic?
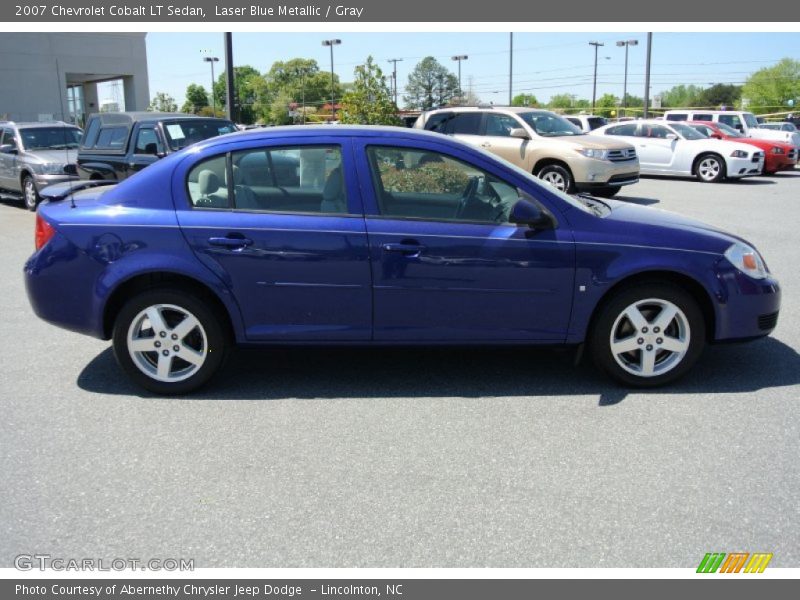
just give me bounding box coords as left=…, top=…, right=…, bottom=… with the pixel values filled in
left=0, top=127, right=18, bottom=189
left=174, top=137, right=372, bottom=342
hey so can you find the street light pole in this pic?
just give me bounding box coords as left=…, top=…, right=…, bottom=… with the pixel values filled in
left=202, top=54, right=219, bottom=115
left=387, top=58, right=403, bottom=108
left=643, top=33, right=652, bottom=119
left=322, top=39, right=341, bottom=121
left=451, top=55, right=468, bottom=104
left=616, top=39, right=638, bottom=117
left=589, top=41, right=604, bottom=113
left=509, top=33, right=513, bottom=106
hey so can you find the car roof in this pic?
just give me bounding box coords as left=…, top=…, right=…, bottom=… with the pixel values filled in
left=0, top=121, right=79, bottom=129
left=200, top=124, right=458, bottom=143
left=86, top=112, right=233, bottom=125
left=424, top=106, right=555, bottom=116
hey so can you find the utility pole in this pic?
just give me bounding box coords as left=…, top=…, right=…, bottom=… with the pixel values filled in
left=589, top=41, right=604, bottom=113
left=509, top=33, right=513, bottom=106
left=224, top=33, right=235, bottom=122
left=387, top=58, right=403, bottom=108
left=643, top=33, right=652, bottom=119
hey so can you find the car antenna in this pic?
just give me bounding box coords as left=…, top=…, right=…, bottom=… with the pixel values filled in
left=55, top=59, right=77, bottom=208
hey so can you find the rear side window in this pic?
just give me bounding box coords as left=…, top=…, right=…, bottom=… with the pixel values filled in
left=665, top=113, right=687, bottom=121
left=693, top=114, right=713, bottom=122
left=187, top=145, right=348, bottom=214
left=81, top=118, right=101, bottom=148
left=605, top=124, right=637, bottom=136
left=94, top=126, right=128, bottom=149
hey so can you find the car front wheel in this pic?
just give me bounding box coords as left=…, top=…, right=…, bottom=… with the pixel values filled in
left=589, top=283, right=706, bottom=387
left=695, top=154, right=725, bottom=183
left=536, top=164, right=574, bottom=193
left=23, top=176, right=40, bottom=211
left=112, top=289, right=229, bottom=394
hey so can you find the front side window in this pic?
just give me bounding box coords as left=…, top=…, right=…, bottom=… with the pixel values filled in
left=718, top=114, right=743, bottom=130
left=134, top=128, right=163, bottom=155
left=485, top=113, right=523, bottom=137
left=690, top=125, right=714, bottom=137
left=518, top=111, right=583, bottom=137
left=187, top=145, right=347, bottom=214
left=0, top=128, right=16, bottom=148
left=366, top=145, right=519, bottom=224
left=670, top=123, right=705, bottom=140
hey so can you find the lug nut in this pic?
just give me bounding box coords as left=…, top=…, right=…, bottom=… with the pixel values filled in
left=637, top=338, right=644, bottom=345
left=162, top=350, right=169, bottom=356
left=656, top=338, right=663, bottom=344
left=653, top=327, right=660, bottom=333
left=159, top=331, right=166, bottom=338
left=171, top=334, right=178, bottom=340
left=646, top=344, right=653, bottom=351
left=641, top=326, right=648, bottom=333
left=173, top=345, right=180, bottom=352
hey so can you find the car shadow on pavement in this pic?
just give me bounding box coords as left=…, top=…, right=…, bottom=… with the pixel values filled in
left=614, top=195, right=660, bottom=206
left=77, top=336, right=800, bottom=406
left=640, top=175, right=776, bottom=186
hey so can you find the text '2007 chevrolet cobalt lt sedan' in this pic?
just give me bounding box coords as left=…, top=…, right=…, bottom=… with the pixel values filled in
left=25, top=126, right=780, bottom=394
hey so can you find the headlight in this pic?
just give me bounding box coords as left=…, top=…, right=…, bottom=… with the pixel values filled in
left=730, top=150, right=748, bottom=158
left=724, top=242, right=768, bottom=279
left=771, top=146, right=785, bottom=154
left=576, top=148, right=609, bottom=160
left=34, top=163, right=68, bottom=175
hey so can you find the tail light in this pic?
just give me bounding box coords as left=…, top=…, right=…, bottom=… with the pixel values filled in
left=35, top=214, right=56, bottom=250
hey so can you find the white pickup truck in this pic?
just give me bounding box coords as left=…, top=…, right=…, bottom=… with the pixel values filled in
left=664, top=109, right=800, bottom=148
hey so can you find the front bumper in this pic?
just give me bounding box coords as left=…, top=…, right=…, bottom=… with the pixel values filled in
left=714, top=266, right=781, bottom=342
left=725, top=155, right=764, bottom=178
left=571, top=155, right=640, bottom=187
left=34, top=174, right=81, bottom=189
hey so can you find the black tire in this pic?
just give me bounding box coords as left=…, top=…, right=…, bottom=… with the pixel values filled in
left=536, top=164, right=575, bottom=193
left=694, top=153, right=726, bottom=183
left=22, top=175, right=40, bottom=211
left=112, top=288, right=230, bottom=394
left=588, top=282, right=706, bottom=387
left=593, top=185, right=621, bottom=198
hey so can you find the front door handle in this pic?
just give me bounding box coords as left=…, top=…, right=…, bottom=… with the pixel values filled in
left=382, top=242, right=424, bottom=256
left=208, top=236, right=253, bottom=248
left=480, top=142, right=491, bottom=148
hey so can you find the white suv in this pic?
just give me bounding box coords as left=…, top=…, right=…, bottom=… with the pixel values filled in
left=663, top=110, right=800, bottom=148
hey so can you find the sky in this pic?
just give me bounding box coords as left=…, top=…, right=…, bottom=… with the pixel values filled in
left=109, top=32, right=800, bottom=109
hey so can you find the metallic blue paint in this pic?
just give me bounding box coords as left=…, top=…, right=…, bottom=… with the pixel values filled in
left=25, top=126, right=780, bottom=352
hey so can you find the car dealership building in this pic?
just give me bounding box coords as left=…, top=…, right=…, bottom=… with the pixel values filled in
left=0, top=33, right=149, bottom=126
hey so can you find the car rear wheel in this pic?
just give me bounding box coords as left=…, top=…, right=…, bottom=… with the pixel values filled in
left=694, top=153, right=725, bottom=183
left=589, top=283, right=706, bottom=387
left=112, top=289, right=229, bottom=394
left=23, top=176, right=40, bottom=211
left=536, top=164, right=574, bottom=193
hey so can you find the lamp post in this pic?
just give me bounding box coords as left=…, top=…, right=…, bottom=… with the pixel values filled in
left=322, top=39, right=341, bottom=121
left=451, top=55, right=468, bottom=104
left=202, top=54, right=219, bottom=115
left=589, top=41, right=604, bottom=113
left=616, top=39, right=638, bottom=117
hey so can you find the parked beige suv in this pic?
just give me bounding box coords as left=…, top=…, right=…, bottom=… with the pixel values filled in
left=414, top=106, right=639, bottom=197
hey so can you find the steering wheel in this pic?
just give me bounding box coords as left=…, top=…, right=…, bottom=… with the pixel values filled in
left=456, top=176, right=480, bottom=219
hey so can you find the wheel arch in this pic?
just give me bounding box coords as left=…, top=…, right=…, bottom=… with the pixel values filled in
left=102, top=271, right=236, bottom=342
left=692, top=151, right=726, bottom=178
left=587, top=270, right=716, bottom=343
left=533, top=157, right=572, bottom=176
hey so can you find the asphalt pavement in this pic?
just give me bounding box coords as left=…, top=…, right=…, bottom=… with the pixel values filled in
left=1, top=171, right=798, bottom=568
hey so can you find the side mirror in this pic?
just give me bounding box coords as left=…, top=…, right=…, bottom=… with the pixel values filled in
left=0, top=144, right=17, bottom=154
left=509, top=128, right=530, bottom=140
left=665, top=133, right=678, bottom=140
left=509, top=199, right=555, bottom=231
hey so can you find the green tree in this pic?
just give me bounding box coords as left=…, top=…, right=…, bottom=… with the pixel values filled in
left=180, top=83, right=209, bottom=114
left=340, top=56, right=401, bottom=126
left=698, top=83, right=742, bottom=108
left=268, top=90, right=295, bottom=126
left=548, top=94, right=576, bottom=110
left=265, top=58, right=342, bottom=116
left=594, top=93, right=619, bottom=118
left=659, top=84, right=704, bottom=108
left=403, top=57, right=460, bottom=110
left=213, top=65, right=264, bottom=123
left=742, top=58, right=800, bottom=113
left=511, top=93, right=539, bottom=107
left=147, top=92, right=178, bottom=113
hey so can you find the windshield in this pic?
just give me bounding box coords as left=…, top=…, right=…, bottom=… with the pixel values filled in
left=518, top=111, right=584, bottom=137
left=162, top=119, right=237, bottom=151
left=743, top=113, right=759, bottom=129
left=715, top=122, right=744, bottom=138
left=671, top=123, right=705, bottom=140
left=18, top=127, right=82, bottom=150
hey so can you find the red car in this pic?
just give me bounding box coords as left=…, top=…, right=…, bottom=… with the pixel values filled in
left=687, top=121, right=798, bottom=174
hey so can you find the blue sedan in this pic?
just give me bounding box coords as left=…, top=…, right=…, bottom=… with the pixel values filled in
left=25, top=126, right=781, bottom=394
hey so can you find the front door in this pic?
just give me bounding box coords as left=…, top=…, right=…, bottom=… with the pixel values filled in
left=356, top=142, right=575, bottom=342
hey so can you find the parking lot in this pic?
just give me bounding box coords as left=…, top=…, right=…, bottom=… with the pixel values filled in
left=1, top=170, right=798, bottom=568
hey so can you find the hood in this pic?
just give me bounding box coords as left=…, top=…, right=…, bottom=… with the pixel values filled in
left=750, top=128, right=800, bottom=146
left=546, top=134, right=634, bottom=151
left=24, top=148, right=78, bottom=165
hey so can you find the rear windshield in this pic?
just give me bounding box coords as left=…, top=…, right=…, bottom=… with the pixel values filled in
left=162, top=120, right=237, bottom=151
left=19, top=127, right=82, bottom=150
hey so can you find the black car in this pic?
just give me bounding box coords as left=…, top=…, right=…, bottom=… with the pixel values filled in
left=76, top=112, right=237, bottom=181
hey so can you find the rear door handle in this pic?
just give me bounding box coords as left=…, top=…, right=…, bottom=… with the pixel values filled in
left=208, top=236, right=253, bottom=248
left=382, top=242, right=424, bottom=256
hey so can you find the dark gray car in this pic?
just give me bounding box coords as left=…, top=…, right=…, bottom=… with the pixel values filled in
left=0, top=121, right=82, bottom=210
